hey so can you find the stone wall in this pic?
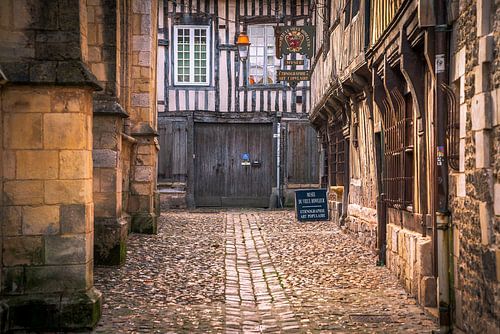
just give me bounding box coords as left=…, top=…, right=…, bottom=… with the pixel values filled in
left=0, top=0, right=160, bottom=331
left=449, top=0, right=500, bottom=332
left=386, top=219, right=435, bottom=308
left=87, top=0, right=159, bottom=265
left=1, top=86, right=101, bottom=331
left=128, top=0, right=160, bottom=233
left=345, top=204, right=377, bottom=250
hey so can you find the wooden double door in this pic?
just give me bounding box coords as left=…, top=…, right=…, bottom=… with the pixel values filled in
left=194, top=122, right=273, bottom=207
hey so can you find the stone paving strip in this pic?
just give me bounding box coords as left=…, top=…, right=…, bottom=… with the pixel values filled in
left=225, top=212, right=300, bottom=333
left=94, top=209, right=438, bottom=333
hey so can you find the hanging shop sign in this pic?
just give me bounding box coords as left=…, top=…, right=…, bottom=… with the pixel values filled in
left=295, top=189, right=329, bottom=222
left=275, top=26, right=315, bottom=59
left=277, top=70, right=311, bottom=87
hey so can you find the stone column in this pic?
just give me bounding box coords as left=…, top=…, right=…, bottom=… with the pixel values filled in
left=87, top=0, right=131, bottom=266
left=93, top=98, right=129, bottom=266
left=0, top=0, right=101, bottom=331
left=126, top=0, right=160, bottom=234
left=130, top=125, right=159, bottom=234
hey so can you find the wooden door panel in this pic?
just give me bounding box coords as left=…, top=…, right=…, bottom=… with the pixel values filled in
left=158, top=120, right=188, bottom=182
left=287, top=122, right=320, bottom=184
left=194, top=123, right=223, bottom=206
left=194, top=123, right=272, bottom=207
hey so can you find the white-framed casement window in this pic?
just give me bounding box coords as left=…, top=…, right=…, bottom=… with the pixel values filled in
left=173, top=25, right=210, bottom=86
left=248, top=25, right=281, bottom=85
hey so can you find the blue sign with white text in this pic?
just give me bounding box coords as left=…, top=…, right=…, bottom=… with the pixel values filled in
left=295, top=189, right=329, bottom=222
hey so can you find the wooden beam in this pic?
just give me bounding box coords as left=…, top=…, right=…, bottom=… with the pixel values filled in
left=400, top=29, right=425, bottom=120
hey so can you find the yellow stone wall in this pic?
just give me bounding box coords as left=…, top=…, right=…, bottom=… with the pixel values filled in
left=129, top=0, right=158, bottom=127
left=1, top=86, right=95, bottom=294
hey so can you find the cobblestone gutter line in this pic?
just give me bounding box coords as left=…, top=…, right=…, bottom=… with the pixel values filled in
left=224, top=212, right=300, bottom=333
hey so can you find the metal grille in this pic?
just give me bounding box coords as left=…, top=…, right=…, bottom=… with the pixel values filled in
left=328, top=121, right=345, bottom=186
left=442, top=83, right=459, bottom=171
left=382, top=90, right=414, bottom=209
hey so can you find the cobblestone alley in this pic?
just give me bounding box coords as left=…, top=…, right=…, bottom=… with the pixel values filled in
left=94, top=210, right=438, bottom=333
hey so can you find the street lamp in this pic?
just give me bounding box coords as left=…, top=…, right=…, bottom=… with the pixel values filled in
left=236, top=32, right=251, bottom=62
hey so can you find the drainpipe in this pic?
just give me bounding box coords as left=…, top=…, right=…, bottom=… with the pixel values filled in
left=434, top=0, right=451, bottom=331
left=276, top=121, right=282, bottom=208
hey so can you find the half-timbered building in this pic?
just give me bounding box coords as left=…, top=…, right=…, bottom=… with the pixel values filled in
left=365, top=0, right=441, bottom=312
left=310, top=0, right=442, bottom=322
left=156, top=0, right=320, bottom=208
left=309, top=0, right=378, bottom=249
left=310, top=1, right=500, bottom=332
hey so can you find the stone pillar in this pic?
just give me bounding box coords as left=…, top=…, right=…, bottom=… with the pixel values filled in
left=0, top=0, right=101, bottom=331
left=87, top=0, right=131, bottom=266
left=126, top=0, right=160, bottom=234
left=93, top=98, right=129, bottom=266
left=129, top=126, right=159, bottom=234
left=1, top=86, right=101, bottom=331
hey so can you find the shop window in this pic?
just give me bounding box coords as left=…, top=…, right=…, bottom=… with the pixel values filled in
left=321, top=132, right=329, bottom=188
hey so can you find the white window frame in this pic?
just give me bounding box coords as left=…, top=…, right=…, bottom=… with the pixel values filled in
left=173, top=25, right=211, bottom=86
left=247, top=25, right=281, bottom=86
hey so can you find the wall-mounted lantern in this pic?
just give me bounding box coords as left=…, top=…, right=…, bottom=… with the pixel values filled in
left=236, top=32, right=251, bottom=62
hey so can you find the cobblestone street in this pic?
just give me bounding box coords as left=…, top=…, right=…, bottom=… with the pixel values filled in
left=94, top=210, right=438, bottom=333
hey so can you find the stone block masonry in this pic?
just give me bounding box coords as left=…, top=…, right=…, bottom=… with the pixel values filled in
left=93, top=114, right=129, bottom=266
left=0, top=0, right=160, bottom=331
left=448, top=0, right=500, bottom=332
left=1, top=86, right=101, bottom=331
left=125, top=0, right=159, bottom=235
left=88, top=0, right=160, bottom=267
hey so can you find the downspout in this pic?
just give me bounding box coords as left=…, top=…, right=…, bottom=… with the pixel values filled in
left=276, top=121, right=282, bottom=208
left=434, top=0, right=452, bottom=331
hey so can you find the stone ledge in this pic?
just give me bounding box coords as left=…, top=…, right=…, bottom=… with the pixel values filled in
left=131, top=123, right=158, bottom=137
left=93, top=95, right=129, bottom=118
left=3, top=288, right=101, bottom=332
left=0, top=61, right=102, bottom=90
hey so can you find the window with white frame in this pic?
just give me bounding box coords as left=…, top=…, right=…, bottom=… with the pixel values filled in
left=174, top=26, right=210, bottom=86
left=248, top=25, right=280, bottom=85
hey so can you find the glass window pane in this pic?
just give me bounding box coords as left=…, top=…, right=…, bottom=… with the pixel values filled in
left=176, top=26, right=209, bottom=84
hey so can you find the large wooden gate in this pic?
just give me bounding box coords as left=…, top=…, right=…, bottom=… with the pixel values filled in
left=194, top=123, right=273, bottom=207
